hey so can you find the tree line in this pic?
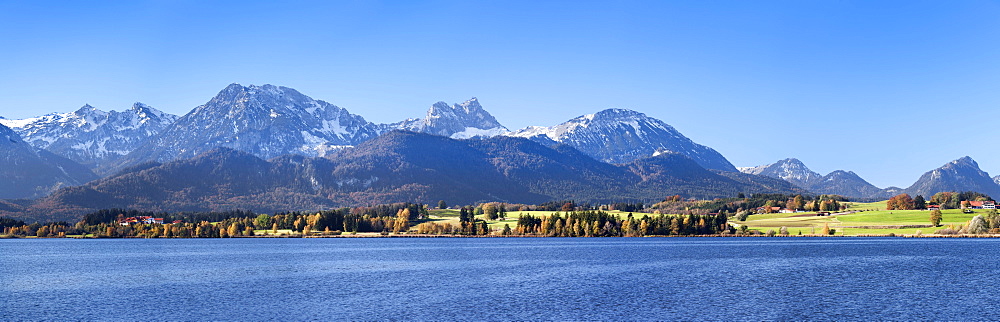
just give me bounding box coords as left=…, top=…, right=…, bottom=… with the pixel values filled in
left=886, top=192, right=993, bottom=210
left=510, top=211, right=730, bottom=237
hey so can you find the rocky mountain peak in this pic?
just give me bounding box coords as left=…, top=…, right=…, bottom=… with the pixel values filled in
left=509, top=108, right=737, bottom=171
left=75, top=104, right=101, bottom=112
left=72, top=104, right=109, bottom=121
left=115, top=83, right=380, bottom=172
left=904, top=156, right=1000, bottom=198
left=739, top=158, right=821, bottom=187
left=456, top=97, right=481, bottom=110
left=591, top=108, right=645, bottom=120
left=826, top=170, right=858, bottom=178
left=398, top=97, right=508, bottom=139
left=949, top=156, right=978, bottom=168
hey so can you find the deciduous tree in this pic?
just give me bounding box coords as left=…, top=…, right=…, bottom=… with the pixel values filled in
left=887, top=194, right=915, bottom=210
left=929, top=209, right=943, bottom=227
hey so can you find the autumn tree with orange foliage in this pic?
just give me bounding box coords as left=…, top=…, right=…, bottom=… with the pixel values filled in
left=887, top=194, right=915, bottom=210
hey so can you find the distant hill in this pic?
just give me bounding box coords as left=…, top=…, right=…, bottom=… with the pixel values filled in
left=7, top=131, right=802, bottom=222
left=739, top=158, right=885, bottom=199
left=810, top=170, right=886, bottom=199
left=738, top=158, right=822, bottom=188
left=902, top=156, right=1000, bottom=198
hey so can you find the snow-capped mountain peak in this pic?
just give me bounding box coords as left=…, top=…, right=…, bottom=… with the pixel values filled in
left=397, top=97, right=509, bottom=139
left=116, top=83, right=380, bottom=170
left=509, top=108, right=737, bottom=171
left=0, top=103, right=179, bottom=169
left=739, top=158, right=822, bottom=187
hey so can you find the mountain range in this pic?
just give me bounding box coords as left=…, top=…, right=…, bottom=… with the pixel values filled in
left=739, top=158, right=885, bottom=199
left=741, top=156, right=1000, bottom=200
left=7, top=84, right=730, bottom=174
left=2, top=83, right=742, bottom=190
left=3, top=131, right=802, bottom=222
left=3, top=82, right=1000, bottom=221
left=0, top=103, right=178, bottom=169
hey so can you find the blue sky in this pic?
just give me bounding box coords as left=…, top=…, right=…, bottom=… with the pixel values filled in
left=2, top=0, right=1000, bottom=189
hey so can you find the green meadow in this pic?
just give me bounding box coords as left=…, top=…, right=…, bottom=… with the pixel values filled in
left=734, top=204, right=986, bottom=236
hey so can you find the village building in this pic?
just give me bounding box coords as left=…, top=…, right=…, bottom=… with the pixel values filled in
left=118, top=216, right=165, bottom=226
left=965, top=201, right=997, bottom=210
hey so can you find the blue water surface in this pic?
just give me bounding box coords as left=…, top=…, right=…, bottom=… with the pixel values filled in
left=1, top=237, right=997, bottom=321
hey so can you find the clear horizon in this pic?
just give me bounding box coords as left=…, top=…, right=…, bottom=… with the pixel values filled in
left=2, top=0, right=999, bottom=189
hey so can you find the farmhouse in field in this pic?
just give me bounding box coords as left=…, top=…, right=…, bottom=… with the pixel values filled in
left=927, top=205, right=941, bottom=211
left=964, top=201, right=997, bottom=210
left=118, top=216, right=165, bottom=226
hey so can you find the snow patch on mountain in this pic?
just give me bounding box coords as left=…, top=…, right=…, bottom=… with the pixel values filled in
left=395, top=98, right=509, bottom=138
left=451, top=127, right=509, bottom=139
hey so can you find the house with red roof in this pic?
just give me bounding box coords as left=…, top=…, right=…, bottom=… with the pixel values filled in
left=118, top=216, right=165, bottom=226
left=964, top=201, right=996, bottom=210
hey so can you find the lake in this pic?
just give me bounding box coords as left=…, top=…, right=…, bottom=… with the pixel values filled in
left=2, top=237, right=999, bottom=321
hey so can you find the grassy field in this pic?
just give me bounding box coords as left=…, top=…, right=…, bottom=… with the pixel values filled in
left=845, top=200, right=887, bottom=211
left=735, top=207, right=988, bottom=236
left=836, top=209, right=974, bottom=225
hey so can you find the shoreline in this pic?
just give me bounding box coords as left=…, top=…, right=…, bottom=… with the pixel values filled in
left=1, top=234, right=998, bottom=239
